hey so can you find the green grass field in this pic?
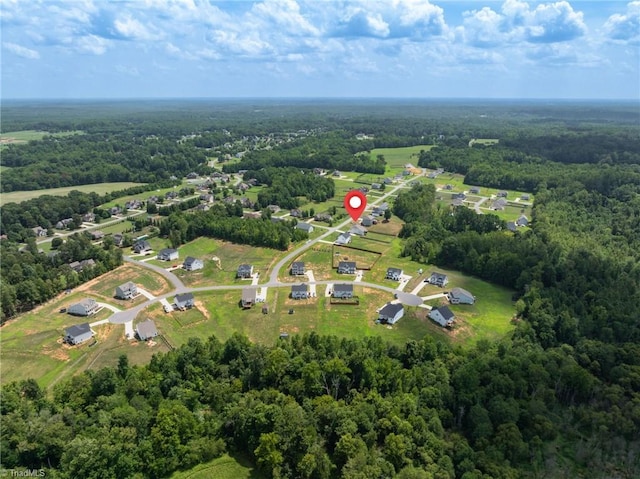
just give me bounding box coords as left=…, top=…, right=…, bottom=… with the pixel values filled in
left=0, top=129, right=84, bottom=144
left=369, top=145, right=434, bottom=174
left=1, top=182, right=146, bottom=205
left=170, top=454, right=263, bottom=479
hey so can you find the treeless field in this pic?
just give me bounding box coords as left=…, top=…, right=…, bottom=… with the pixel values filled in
left=1, top=182, right=146, bottom=204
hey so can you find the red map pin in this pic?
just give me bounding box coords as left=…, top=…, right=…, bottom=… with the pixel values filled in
left=344, top=190, right=367, bottom=222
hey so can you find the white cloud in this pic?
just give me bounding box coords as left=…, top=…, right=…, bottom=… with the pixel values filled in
left=251, top=0, right=320, bottom=37
left=114, top=15, right=161, bottom=41
left=75, top=35, right=110, bottom=55
left=603, top=1, right=640, bottom=44
left=3, top=41, right=40, bottom=59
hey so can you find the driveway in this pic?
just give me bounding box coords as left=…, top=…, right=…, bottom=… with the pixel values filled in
left=305, top=270, right=317, bottom=297
left=397, top=274, right=411, bottom=291
left=137, top=288, right=156, bottom=300
left=96, top=302, right=121, bottom=313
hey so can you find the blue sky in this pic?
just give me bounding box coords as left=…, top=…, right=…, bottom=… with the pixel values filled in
left=1, top=0, right=638, bottom=99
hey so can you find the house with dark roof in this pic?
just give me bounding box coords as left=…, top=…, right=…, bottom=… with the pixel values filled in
left=338, top=261, right=356, bottom=274
left=371, top=183, right=382, bottom=190
left=521, top=194, right=530, bottom=201
left=133, top=240, right=152, bottom=254
left=241, top=288, right=257, bottom=308
left=427, top=272, right=448, bottom=287
left=55, top=218, right=73, bottom=229
left=497, top=190, right=508, bottom=198
left=68, top=298, right=99, bottom=317
left=452, top=192, right=466, bottom=200
left=386, top=267, right=403, bottom=281
left=90, top=230, right=105, bottom=241
left=64, top=323, right=94, bottom=345
left=136, top=319, right=158, bottom=341
left=335, top=232, right=352, bottom=245
left=296, top=222, right=314, bottom=233
left=448, top=287, right=475, bottom=305
left=506, top=221, right=517, bottom=232
left=491, top=198, right=508, bottom=210
left=332, top=284, right=354, bottom=299
left=516, top=215, right=529, bottom=227
left=82, top=212, right=96, bottom=222
left=115, top=282, right=138, bottom=300
left=158, top=248, right=179, bottom=261
left=361, top=215, right=376, bottom=227
left=183, top=257, right=204, bottom=271
left=291, top=284, right=309, bottom=300
left=174, top=293, right=195, bottom=310
left=69, top=259, right=96, bottom=272
left=113, top=233, right=125, bottom=247
left=372, top=203, right=389, bottom=216
left=429, top=306, right=455, bottom=327
left=314, top=213, right=333, bottom=223
left=290, top=209, right=303, bottom=218
left=349, top=225, right=367, bottom=236
left=444, top=184, right=453, bottom=190
left=237, top=264, right=254, bottom=279
left=469, top=186, right=481, bottom=194
left=378, top=303, right=404, bottom=324
left=291, top=261, right=305, bottom=276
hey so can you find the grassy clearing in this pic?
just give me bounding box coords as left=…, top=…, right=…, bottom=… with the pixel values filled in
left=369, top=145, right=434, bottom=174
left=0, top=264, right=174, bottom=387
left=469, top=138, right=499, bottom=146
left=1, top=182, right=146, bottom=205
left=98, top=181, right=190, bottom=209
left=169, top=454, right=263, bottom=479
left=0, top=129, right=84, bottom=145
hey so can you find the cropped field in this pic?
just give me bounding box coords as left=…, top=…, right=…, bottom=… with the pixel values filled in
left=1, top=182, right=146, bottom=205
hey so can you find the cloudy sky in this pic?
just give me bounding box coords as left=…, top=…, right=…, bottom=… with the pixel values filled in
left=1, top=0, right=638, bottom=99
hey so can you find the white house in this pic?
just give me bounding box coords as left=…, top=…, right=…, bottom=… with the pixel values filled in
left=338, top=261, right=356, bottom=274
left=291, top=284, right=310, bottom=300
left=67, top=298, right=99, bottom=317
left=183, top=257, right=204, bottom=271
left=296, top=222, right=314, bottom=234
left=429, top=306, right=455, bottom=327
left=386, top=267, right=403, bottom=281
left=378, top=303, right=404, bottom=324
left=448, top=287, right=475, bottom=305
left=64, top=323, right=94, bottom=345
left=158, top=248, right=179, bottom=261
left=115, top=282, right=138, bottom=300
left=136, top=319, right=158, bottom=341
left=427, top=272, right=448, bottom=287
left=335, top=232, right=351, bottom=245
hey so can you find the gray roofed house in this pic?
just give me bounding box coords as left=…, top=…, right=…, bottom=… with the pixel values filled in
left=241, top=288, right=257, bottom=308
left=267, top=205, right=281, bottom=213
left=521, top=194, right=530, bottom=201
left=90, top=230, right=105, bottom=240
left=516, top=215, right=529, bottom=227
left=133, top=240, right=152, bottom=254
left=174, top=293, right=195, bottom=310
left=491, top=198, right=508, bottom=210
left=291, top=261, right=305, bottom=275
left=452, top=192, right=466, bottom=200
left=497, top=190, right=508, bottom=197
left=349, top=224, right=367, bottom=236
left=291, top=284, right=309, bottom=299
left=469, top=186, right=481, bottom=194
left=371, top=183, right=382, bottom=190
left=32, top=226, right=48, bottom=237
left=158, top=248, right=179, bottom=261
left=136, top=319, right=158, bottom=341
left=361, top=215, right=376, bottom=227
left=237, top=264, right=254, bottom=278
left=183, top=257, right=204, bottom=271
left=427, top=272, right=448, bottom=287
left=429, top=306, right=455, bottom=327
left=449, top=287, right=475, bottom=305
left=296, top=222, right=314, bottom=233
left=64, top=323, right=94, bottom=345
left=115, top=282, right=138, bottom=300
left=506, top=221, right=517, bottom=232
left=335, top=232, right=351, bottom=245
left=69, top=259, right=96, bottom=272
left=372, top=202, right=389, bottom=216
left=67, top=298, right=99, bottom=316
left=333, top=284, right=354, bottom=299
left=113, top=234, right=125, bottom=247
left=338, top=261, right=356, bottom=274
left=378, top=303, right=404, bottom=324
left=386, top=267, right=403, bottom=281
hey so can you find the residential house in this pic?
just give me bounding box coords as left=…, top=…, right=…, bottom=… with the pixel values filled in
left=183, top=257, right=204, bottom=271
left=444, top=184, right=453, bottom=190
left=516, top=215, right=529, bottom=227
left=338, top=261, right=356, bottom=274
left=427, top=272, right=449, bottom=287
left=378, top=303, right=404, bottom=325
left=349, top=225, right=367, bottom=236
left=64, top=323, right=94, bottom=345
left=290, top=209, right=303, bottom=218
left=361, top=215, right=376, bottom=227
left=69, top=259, right=96, bottom=272
left=165, top=191, right=178, bottom=200
left=113, top=234, right=125, bottom=247
left=429, top=306, right=455, bottom=327
left=186, top=172, right=199, bottom=179
left=371, top=183, right=382, bottom=190
left=491, top=198, right=508, bottom=210
left=469, top=187, right=481, bottom=194
left=115, top=282, right=138, bottom=300
left=238, top=182, right=250, bottom=192
left=372, top=203, right=389, bottom=216
left=394, top=174, right=403, bottom=181
left=402, top=170, right=411, bottom=176
left=291, top=261, right=305, bottom=276
left=125, top=199, right=143, bottom=210
left=90, top=230, right=104, bottom=241
left=199, top=194, right=214, bottom=203
left=332, top=170, right=341, bottom=177
left=452, top=192, right=466, bottom=200
left=237, top=264, right=254, bottom=279
left=109, top=206, right=122, bottom=215
left=241, top=288, right=257, bottom=308
left=55, top=218, right=73, bottom=229
left=244, top=211, right=262, bottom=219
left=32, top=226, right=48, bottom=237
left=448, top=287, right=475, bottom=305
left=174, top=293, right=195, bottom=310
left=296, top=222, right=314, bottom=234
left=267, top=205, right=281, bottom=213
left=506, top=221, right=517, bottom=232
left=314, top=213, right=333, bottom=223
left=136, top=319, right=158, bottom=341
left=452, top=198, right=464, bottom=207
left=386, top=267, right=403, bottom=281
left=291, top=284, right=309, bottom=300
left=335, top=232, right=352, bottom=245
left=332, top=284, right=354, bottom=299
left=521, top=194, right=530, bottom=201
left=427, top=172, right=438, bottom=179
left=240, top=197, right=254, bottom=208
left=82, top=212, right=96, bottom=222
left=357, top=186, right=369, bottom=193
left=68, top=298, right=99, bottom=317
left=158, top=248, right=179, bottom=261
left=196, top=204, right=210, bottom=212
left=497, top=190, right=508, bottom=198
left=383, top=177, right=393, bottom=185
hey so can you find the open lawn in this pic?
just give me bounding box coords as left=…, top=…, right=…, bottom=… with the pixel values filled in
left=0, top=264, right=174, bottom=387
left=0, top=129, right=83, bottom=145
left=98, top=181, right=190, bottom=209
left=369, top=145, right=434, bottom=174
left=170, top=454, right=263, bottom=479
left=1, top=182, right=146, bottom=205
left=172, top=239, right=283, bottom=287
left=469, top=138, right=499, bottom=146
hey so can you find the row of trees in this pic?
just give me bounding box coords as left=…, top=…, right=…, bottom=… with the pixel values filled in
left=246, top=168, right=336, bottom=209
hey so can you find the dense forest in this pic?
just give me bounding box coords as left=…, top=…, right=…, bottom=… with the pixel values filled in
left=1, top=100, right=640, bottom=477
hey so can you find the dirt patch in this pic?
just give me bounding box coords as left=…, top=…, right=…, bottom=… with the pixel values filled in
left=95, top=324, right=113, bottom=341
left=49, top=348, right=71, bottom=362
left=194, top=300, right=211, bottom=320
left=147, top=340, right=157, bottom=347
